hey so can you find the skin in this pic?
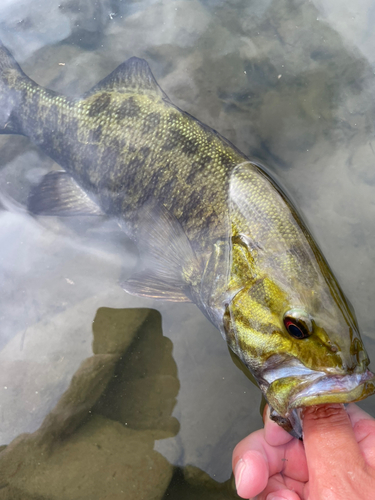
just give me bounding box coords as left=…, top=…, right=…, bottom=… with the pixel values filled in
left=232, top=403, right=375, bottom=500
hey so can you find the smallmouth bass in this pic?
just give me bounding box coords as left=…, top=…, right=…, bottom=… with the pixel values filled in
left=0, top=41, right=373, bottom=436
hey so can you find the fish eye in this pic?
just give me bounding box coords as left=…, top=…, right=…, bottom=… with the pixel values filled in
left=283, top=309, right=312, bottom=340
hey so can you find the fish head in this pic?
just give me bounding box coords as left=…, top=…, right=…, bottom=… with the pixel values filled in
left=224, top=240, right=375, bottom=436
left=222, top=163, right=375, bottom=436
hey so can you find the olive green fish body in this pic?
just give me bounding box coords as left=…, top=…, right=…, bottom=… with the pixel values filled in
left=1, top=41, right=374, bottom=436
left=1, top=51, right=246, bottom=257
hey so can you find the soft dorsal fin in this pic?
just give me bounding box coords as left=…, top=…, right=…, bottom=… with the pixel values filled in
left=86, top=57, right=170, bottom=100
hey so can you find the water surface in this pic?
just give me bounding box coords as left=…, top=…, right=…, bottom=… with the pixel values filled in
left=0, top=0, right=374, bottom=498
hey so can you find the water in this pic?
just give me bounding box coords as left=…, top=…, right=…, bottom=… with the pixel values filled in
left=0, top=0, right=374, bottom=498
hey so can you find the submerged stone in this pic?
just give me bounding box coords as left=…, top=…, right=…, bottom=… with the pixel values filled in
left=0, top=415, right=173, bottom=500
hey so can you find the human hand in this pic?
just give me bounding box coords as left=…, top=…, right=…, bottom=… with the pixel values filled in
left=232, top=403, right=375, bottom=499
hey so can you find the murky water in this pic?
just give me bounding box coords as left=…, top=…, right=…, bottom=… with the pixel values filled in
left=0, top=0, right=374, bottom=498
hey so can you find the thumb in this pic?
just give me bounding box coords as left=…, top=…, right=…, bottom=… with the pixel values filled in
left=303, top=403, right=365, bottom=484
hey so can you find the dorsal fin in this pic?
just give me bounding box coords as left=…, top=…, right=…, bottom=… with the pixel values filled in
left=85, top=57, right=170, bottom=100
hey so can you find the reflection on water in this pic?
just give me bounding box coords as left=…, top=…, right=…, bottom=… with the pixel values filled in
left=0, top=0, right=374, bottom=498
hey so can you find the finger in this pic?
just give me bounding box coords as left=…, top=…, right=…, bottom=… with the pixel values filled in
left=233, top=451, right=268, bottom=498
left=265, top=489, right=301, bottom=500
left=255, top=472, right=304, bottom=500
left=265, top=491, right=301, bottom=500
left=264, top=406, right=295, bottom=447
left=233, top=429, right=307, bottom=498
left=347, top=403, right=374, bottom=426
left=303, top=403, right=366, bottom=485
left=262, top=406, right=308, bottom=482
left=347, top=403, right=375, bottom=467
left=233, top=429, right=307, bottom=480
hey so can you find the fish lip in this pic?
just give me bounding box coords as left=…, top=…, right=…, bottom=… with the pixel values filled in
left=289, top=369, right=375, bottom=410
left=262, top=362, right=326, bottom=386
left=265, top=369, right=375, bottom=438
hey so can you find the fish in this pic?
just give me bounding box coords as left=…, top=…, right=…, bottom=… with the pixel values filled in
left=0, top=40, right=374, bottom=437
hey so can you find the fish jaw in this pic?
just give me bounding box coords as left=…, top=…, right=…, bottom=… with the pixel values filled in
left=263, top=366, right=375, bottom=437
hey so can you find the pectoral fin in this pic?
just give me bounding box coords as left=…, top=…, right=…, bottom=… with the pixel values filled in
left=122, top=270, right=191, bottom=302
left=121, top=203, right=200, bottom=302
left=28, top=171, right=104, bottom=216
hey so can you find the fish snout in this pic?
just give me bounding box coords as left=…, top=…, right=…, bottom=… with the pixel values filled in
left=339, top=339, right=370, bottom=374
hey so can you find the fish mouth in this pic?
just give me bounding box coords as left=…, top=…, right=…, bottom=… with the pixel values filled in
left=289, top=369, right=375, bottom=409
left=263, top=365, right=375, bottom=437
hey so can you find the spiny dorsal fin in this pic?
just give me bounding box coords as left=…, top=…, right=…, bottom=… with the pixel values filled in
left=86, top=57, right=170, bottom=100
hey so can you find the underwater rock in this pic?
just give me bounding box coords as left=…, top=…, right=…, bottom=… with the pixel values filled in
left=0, top=307, right=174, bottom=499
left=0, top=293, right=99, bottom=446
left=92, top=306, right=150, bottom=355
left=38, top=353, right=119, bottom=442
left=108, top=0, right=211, bottom=52
left=0, top=292, right=147, bottom=445
left=183, top=464, right=230, bottom=490
left=94, top=308, right=180, bottom=439
left=0, top=415, right=173, bottom=500
left=109, top=375, right=180, bottom=435
left=0, top=307, right=148, bottom=449
left=164, top=465, right=238, bottom=499
left=59, top=0, right=119, bottom=49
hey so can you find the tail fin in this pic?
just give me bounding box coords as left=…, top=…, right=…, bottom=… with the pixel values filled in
left=0, top=40, right=28, bottom=135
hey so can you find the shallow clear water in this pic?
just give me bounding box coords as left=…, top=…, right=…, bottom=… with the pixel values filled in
left=0, top=0, right=374, bottom=498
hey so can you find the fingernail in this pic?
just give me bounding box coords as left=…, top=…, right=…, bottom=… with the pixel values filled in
left=234, top=459, right=246, bottom=491
left=267, top=495, right=287, bottom=500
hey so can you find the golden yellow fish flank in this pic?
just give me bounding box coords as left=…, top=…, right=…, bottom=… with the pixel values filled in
left=0, top=40, right=373, bottom=436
